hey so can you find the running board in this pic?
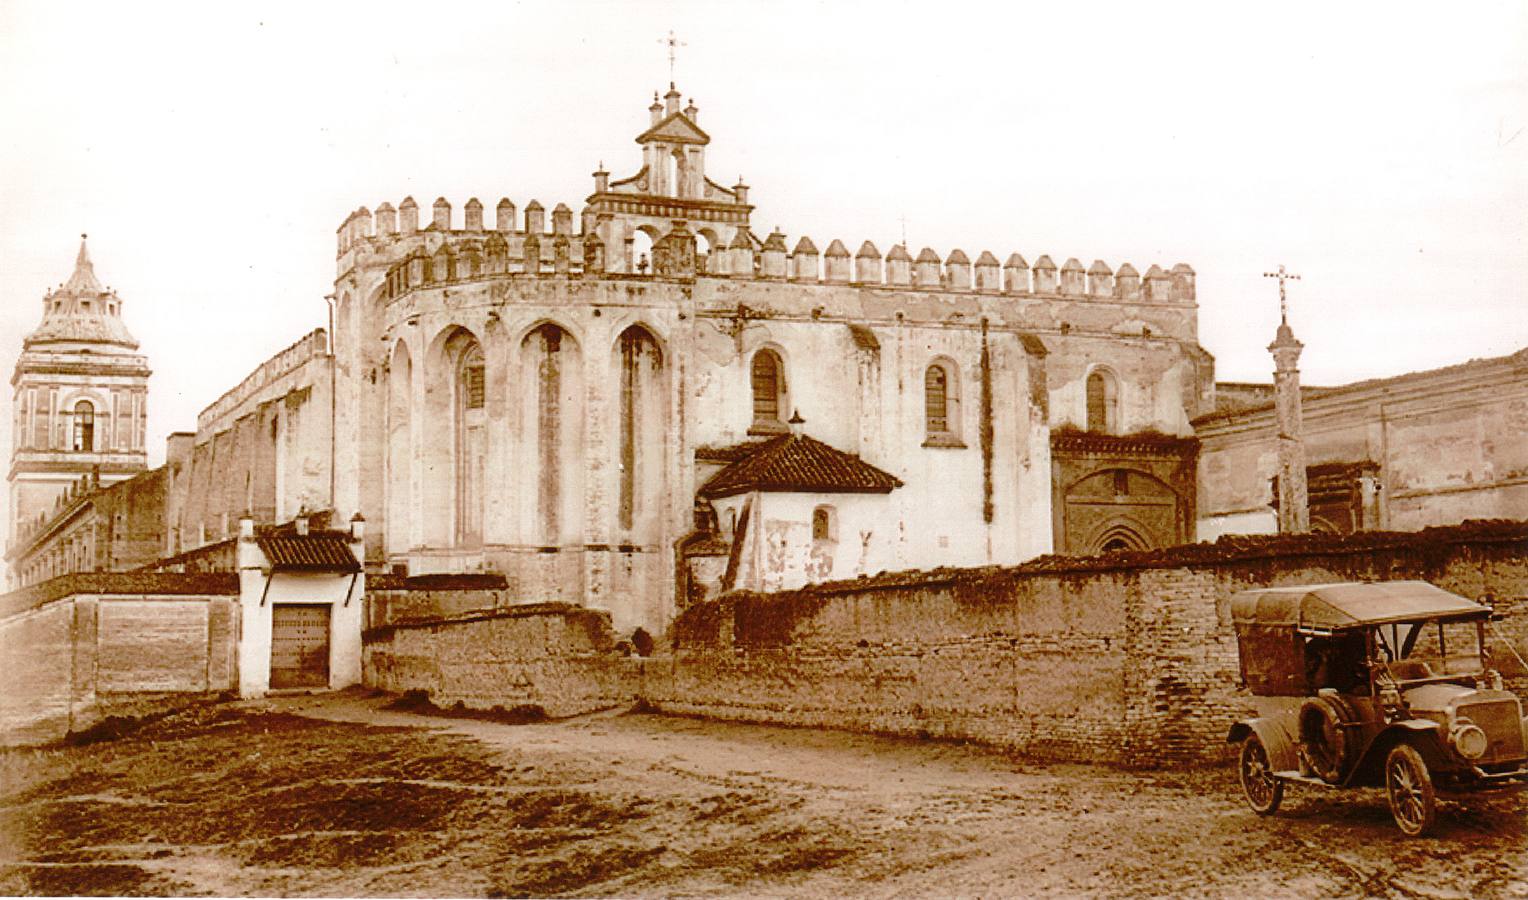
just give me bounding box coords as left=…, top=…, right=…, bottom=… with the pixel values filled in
left=1273, top=771, right=1339, bottom=787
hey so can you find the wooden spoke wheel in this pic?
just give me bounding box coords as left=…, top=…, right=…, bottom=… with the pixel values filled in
left=1239, top=736, right=1284, bottom=815
left=1385, top=743, right=1436, bottom=837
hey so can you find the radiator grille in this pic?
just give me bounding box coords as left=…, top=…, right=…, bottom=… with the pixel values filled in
left=1458, top=698, right=1526, bottom=764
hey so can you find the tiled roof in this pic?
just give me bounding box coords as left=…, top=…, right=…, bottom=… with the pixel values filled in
left=256, top=533, right=360, bottom=572
left=699, top=433, right=902, bottom=499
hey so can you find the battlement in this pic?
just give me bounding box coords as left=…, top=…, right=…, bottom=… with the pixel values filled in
left=338, top=195, right=588, bottom=255
left=701, top=231, right=1195, bottom=303
left=349, top=199, right=1196, bottom=306
left=196, top=328, right=329, bottom=434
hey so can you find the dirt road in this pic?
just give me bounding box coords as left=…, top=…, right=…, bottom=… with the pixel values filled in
left=2, top=691, right=1524, bottom=897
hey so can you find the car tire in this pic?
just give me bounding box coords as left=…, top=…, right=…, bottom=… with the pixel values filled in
left=1239, top=735, right=1284, bottom=816
left=1298, top=696, right=1356, bottom=784
left=1385, top=743, right=1437, bottom=837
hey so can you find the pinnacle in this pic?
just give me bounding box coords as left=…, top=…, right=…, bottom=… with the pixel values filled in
left=63, top=234, right=104, bottom=294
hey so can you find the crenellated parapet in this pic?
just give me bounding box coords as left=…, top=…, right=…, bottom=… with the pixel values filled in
left=656, top=230, right=1193, bottom=303
left=352, top=196, right=1199, bottom=309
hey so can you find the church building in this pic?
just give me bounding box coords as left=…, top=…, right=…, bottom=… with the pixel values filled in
left=6, top=239, right=152, bottom=585
left=320, top=85, right=1211, bottom=632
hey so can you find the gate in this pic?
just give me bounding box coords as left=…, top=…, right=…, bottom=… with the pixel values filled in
left=270, top=604, right=330, bottom=689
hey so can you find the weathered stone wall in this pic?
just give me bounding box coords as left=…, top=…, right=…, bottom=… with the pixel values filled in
left=362, top=603, right=636, bottom=718
left=649, top=522, right=1528, bottom=766
left=1196, top=347, right=1528, bottom=537
left=0, top=574, right=239, bottom=745
left=167, top=331, right=333, bottom=555
left=360, top=522, right=1527, bottom=767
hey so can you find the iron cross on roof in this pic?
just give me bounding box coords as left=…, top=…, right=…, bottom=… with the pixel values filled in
left=1263, top=264, right=1301, bottom=323
left=660, top=30, right=686, bottom=86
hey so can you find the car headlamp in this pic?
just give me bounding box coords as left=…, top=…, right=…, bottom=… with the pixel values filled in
left=1451, top=722, right=1489, bottom=760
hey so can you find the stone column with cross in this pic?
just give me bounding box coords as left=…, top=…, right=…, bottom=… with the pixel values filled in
left=1266, top=264, right=1310, bottom=533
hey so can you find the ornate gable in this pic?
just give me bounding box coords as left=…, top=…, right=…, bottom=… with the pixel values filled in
left=636, top=111, right=710, bottom=146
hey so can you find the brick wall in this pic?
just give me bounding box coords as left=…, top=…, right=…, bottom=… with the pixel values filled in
left=652, top=521, right=1528, bottom=766
left=357, top=521, right=1528, bottom=767
left=0, top=578, right=239, bottom=746
left=362, top=603, right=637, bottom=718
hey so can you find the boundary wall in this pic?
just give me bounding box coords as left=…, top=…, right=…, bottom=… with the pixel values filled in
left=359, top=521, right=1528, bottom=767
left=0, top=573, right=240, bottom=745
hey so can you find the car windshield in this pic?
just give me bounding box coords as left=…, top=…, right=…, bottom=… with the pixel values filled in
left=1376, top=618, right=1486, bottom=682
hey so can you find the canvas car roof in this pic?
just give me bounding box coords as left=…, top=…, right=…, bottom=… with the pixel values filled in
left=1230, top=580, right=1488, bottom=630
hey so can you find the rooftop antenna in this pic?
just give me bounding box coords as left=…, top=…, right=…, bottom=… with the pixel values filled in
left=1263, top=264, right=1301, bottom=324
left=660, top=29, right=686, bottom=87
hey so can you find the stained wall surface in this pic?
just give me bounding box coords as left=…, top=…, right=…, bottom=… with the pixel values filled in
left=0, top=575, right=239, bottom=746
left=1196, top=348, right=1528, bottom=538
left=358, top=522, right=1528, bottom=767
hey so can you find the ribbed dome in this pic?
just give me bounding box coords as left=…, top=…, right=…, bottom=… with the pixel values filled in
left=25, top=237, right=139, bottom=352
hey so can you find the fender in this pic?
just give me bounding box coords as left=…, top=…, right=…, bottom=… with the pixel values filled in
left=1344, top=720, right=1450, bottom=787
left=1228, top=718, right=1299, bottom=773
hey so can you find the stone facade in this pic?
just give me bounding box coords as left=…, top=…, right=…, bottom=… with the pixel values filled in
left=1196, top=347, right=1528, bottom=539
left=8, top=239, right=150, bottom=572
left=165, top=329, right=333, bottom=555
left=4, top=466, right=168, bottom=587
left=324, top=86, right=1211, bottom=633
left=1048, top=428, right=1199, bottom=553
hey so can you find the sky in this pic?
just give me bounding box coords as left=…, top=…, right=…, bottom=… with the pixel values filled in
left=2, top=0, right=1526, bottom=487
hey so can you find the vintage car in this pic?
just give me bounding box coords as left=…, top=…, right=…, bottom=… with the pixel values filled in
left=1226, top=580, right=1528, bottom=835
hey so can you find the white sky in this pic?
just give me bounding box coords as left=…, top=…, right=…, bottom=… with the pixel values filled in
left=3, top=0, right=1526, bottom=487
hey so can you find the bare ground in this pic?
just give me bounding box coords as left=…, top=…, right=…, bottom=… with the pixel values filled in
left=1, top=690, right=1523, bottom=898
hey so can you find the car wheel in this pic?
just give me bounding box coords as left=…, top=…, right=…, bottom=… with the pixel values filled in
left=1385, top=743, right=1436, bottom=837
left=1239, top=735, right=1284, bottom=815
left=1298, top=696, right=1356, bottom=784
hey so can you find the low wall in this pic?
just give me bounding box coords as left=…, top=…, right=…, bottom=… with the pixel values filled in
left=362, top=603, right=637, bottom=718
left=0, top=575, right=240, bottom=745
left=648, top=521, right=1528, bottom=766
left=357, top=521, right=1528, bottom=767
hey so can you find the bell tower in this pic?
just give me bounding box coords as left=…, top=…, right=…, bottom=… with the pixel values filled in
left=8, top=236, right=151, bottom=542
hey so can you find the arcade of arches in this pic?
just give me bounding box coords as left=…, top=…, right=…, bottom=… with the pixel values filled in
left=381, top=320, right=667, bottom=580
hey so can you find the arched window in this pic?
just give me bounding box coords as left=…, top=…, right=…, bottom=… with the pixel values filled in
left=455, top=342, right=486, bottom=546
left=812, top=505, right=835, bottom=542
left=1086, top=370, right=1119, bottom=434
left=750, top=349, right=787, bottom=432
left=924, top=360, right=961, bottom=442
left=72, top=400, right=94, bottom=451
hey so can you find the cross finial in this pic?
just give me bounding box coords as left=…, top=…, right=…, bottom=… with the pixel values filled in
left=1263, top=264, right=1301, bottom=323
left=660, top=30, right=686, bottom=85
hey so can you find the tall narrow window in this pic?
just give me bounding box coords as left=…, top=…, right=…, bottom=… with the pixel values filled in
left=750, top=349, right=785, bottom=430
left=616, top=326, right=664, bottom=535
left=455, top=342, right=486, bottom=546
left=926, top=367, right=948, bottom=432
left=924, top=360, right=962, bottom=444
left=72, top=400, right=94, bottom=452
left=1086, top=370, right=1119, bottom=434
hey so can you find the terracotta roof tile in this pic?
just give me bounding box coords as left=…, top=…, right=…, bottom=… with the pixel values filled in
left=699, top=434, right=902, bottom=499
left=256, top=534, right=360, bottom=572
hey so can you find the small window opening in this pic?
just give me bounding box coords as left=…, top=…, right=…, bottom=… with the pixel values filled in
left=812, top=505, right=835, bottom=542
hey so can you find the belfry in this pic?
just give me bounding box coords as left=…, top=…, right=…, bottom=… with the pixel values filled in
left=8, top=237, right=150, bottom=544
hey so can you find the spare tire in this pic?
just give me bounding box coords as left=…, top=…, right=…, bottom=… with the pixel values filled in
left=1299, top=695, right=1358, bottom=784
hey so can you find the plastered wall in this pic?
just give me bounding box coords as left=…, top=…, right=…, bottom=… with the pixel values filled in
left=0, top=584, right=238, bottom=746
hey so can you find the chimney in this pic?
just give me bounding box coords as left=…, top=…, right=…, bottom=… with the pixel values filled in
left=294, top=508, right=310, bottom=536
left=349, top=511, right=366, bottom=542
